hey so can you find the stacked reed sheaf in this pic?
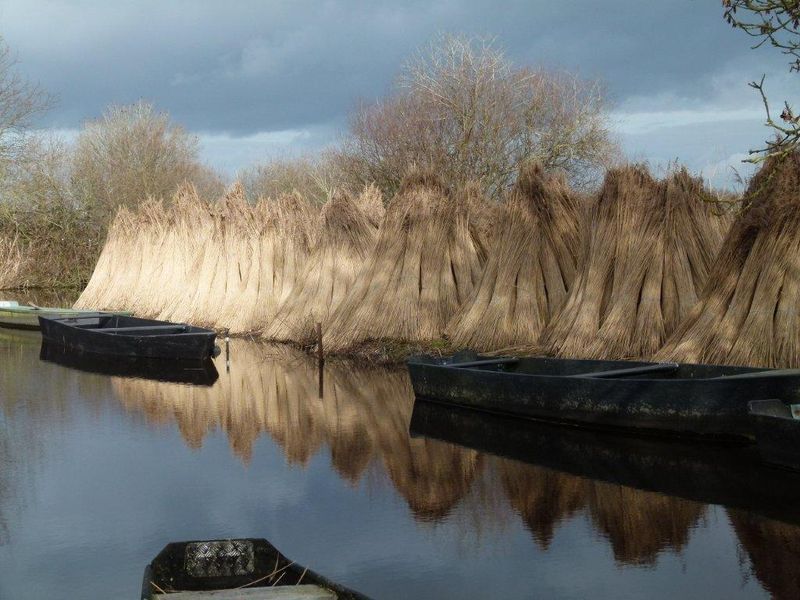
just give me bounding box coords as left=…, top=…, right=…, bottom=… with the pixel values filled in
left=538, top=165, right=730, bottom=361
left=322, top=171, right=489, bottom=351
left=446, top=163, right=584, bottom=351
left=75, top=182, right=317, bottom=333
left=657, top=154, right=800, bottom=368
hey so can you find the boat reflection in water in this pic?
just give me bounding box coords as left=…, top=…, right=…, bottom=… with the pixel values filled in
left=109, top=339, right=800, bottom=596
left=39, top=341, right=219, bottom=386
left=411, top=400, right=800, bottom=594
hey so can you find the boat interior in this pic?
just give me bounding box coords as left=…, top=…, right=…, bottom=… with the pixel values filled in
left=419, top=353, right=771, bottom=380
left=47, top=314, right=198, bottom=336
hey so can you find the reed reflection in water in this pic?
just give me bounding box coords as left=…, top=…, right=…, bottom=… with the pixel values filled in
left=111, top=339, right=770, bottom=578
left=5, top=330, right=797, bottom=598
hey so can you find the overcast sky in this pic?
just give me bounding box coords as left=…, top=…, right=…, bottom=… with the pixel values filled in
left=0, top=0, right=793, bottom=187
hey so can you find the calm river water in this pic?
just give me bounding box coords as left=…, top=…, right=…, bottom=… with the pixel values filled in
left=1, top=325, right=799, bottom=598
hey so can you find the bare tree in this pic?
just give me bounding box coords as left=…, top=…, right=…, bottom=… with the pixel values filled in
left=333, top=34, right=617, bottom=198
left=71, top=101, right=223, bottom=218
left=0, top=37, right=52, bottom=173
left=724, top=0, right=800, bottom=161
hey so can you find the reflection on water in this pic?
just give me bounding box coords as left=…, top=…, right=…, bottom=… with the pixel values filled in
left=1, top=334, right=799, bottom=598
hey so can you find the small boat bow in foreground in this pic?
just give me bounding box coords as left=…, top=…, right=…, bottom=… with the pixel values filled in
left=39, top=314, right=219, bottom=360
left=407, top=351, right=800, bottom=439
left=141, top=538, right=369, bottom=599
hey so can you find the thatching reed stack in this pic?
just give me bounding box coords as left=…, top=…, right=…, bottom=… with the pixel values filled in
left=447, top=164, right=583, bottom=351
left=657, top=155, right=800, bottom=368
left=324, top=171, right=487, bottom=352
left=76, top=182, right=317, bottom=333
left=354, top=183, right=386, bottom=228
left=539, top=165, right=729, bottom=360
left=225, top=191, right=316, bottom=334
left=264, top=190, right=380, bottom=343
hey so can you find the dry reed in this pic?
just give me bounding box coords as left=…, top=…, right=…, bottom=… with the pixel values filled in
left=657, top=154, right=800, bottom=367
left=323, top=170, right=487, bottom=351
left=539, top=165, right=729, bottom=360
left=264, top=190, right=380, bottom=343
left=75, top=182, right=316, bottom=332
left=447, top=163, right=583, bottom=350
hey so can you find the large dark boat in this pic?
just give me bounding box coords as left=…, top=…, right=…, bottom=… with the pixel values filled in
left=407, top=351, right=800, bottom=439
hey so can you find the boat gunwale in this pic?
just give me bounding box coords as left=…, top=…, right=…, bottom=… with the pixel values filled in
left=412, top=357, right=774, bottom=383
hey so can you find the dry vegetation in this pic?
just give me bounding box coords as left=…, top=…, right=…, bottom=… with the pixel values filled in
left=75, top=183, right=317, bottom=334
left=539, top=165, right=730, bottom=361
left=264, top=188, right=381, bottom=344
left=447, top=163, right=584, bottom=351
left=657, top=153, right=800, bottom=367
left=322, top=170, right=487, bottom=352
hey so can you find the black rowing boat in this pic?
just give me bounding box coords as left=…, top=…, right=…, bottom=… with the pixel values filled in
left=141, top=538, right=370, bottom=599
left=407, top=351, right=800, bottom=439
left=39, top=314, right=219, bottom=360
left=749, top=399, right=800, bottom=470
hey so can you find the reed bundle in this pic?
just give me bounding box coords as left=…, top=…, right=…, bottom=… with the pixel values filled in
left=264, top=190, right=379, bottom=343
left=539, top=165, right=729, bottom=360
left=354, top=183, right=385, bottom=229
left=228, top=192, right=316, bottom=333
left=76, top=182, right=317, bottom=332
left=447, top=164, right=583, bottom=351
left=324, top=171, right=487, bottom=352
left=157, top=184, right=214, bottom=321
left=657, top=155, right=800, bottom=367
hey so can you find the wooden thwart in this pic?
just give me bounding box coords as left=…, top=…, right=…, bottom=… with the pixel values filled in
left=154, top=585, right=337, bottom=599
left=98, top=325, right=188, bottom=334
left=574, top=362, right=679, bottom=379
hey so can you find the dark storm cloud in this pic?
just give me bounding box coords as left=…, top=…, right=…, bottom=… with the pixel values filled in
left=0, top=0, right=776, bottom=135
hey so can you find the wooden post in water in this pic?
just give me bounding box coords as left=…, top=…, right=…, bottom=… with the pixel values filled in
left=316, top=322, right=324, bottom=398
left=224, top=328, right=230, bottom=373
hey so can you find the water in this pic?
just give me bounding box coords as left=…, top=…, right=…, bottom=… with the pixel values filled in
left=0, top=328, right=798, bottom=599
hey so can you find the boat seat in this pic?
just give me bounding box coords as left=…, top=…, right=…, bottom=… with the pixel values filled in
left=98, top=325, right=188, bottom=334
left=574, top=363, right=679, bottom=379
left=153, top=584, right=337, bottom=598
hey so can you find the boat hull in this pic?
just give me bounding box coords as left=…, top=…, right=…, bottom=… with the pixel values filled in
left=750, top=400, right=800, bottom=470
left=407, top=353, right=800, bottom=439
left=39, top=315, right=218, bottom=360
